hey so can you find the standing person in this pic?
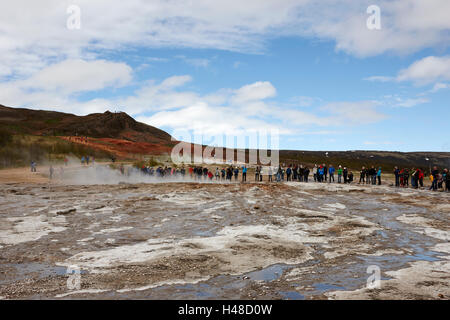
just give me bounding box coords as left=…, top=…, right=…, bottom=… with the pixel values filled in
left=242, top=165, right=247, bottom=182
left=30, top=160, right=36, bottom=172
left=377, top=167, right=382, bottom=185
left=276, top=166, right=282, bottom=182
left=208, top=170, right=213, bottom=180
left=343, top=167, right=348, bottom=184
left=304, top=166, right=310, bottom=182
left=64, top=157, right=68, bottom=166
left=329, top=165, right=335, bottom=183
left=369, top=166, right=376, bottom=185
left=359, top=166, right=366, bottom=184
left=323, top=163, right=328, bottom=182
left=49, top=165, right=54, bottom=180
left=259, top=166, right=263, bottom=182
left=318, top=165, right=324, bottom=183
left=418, top=168, right=424, bottom=187
left=413, top=168, right=420, bottom=189
left=293, top=165, right=298, bottom=181
left=365, top=168, right=371, bottom=184
left=234, top=167, right=239, bottom=181
left=215, top=167, right=220, bottom=180
left=268, top=166, right=273, bottom=182
left=337, top=165, right=343, bottom=183
left=203, top=167, right=208, bottom=180
left=298, top=165, right=304, bottom=182
left=431, top=166, right=439, bottom=191
left=394, top=167, right=400, bottom=187
left=403, top=168, right=409, bottom=187
left=221, top=168, right=226, bottom=180
left=81, top=156, right=85, bottom=165
left=286, top=166, right=292, bottom=181
left=437, top=172, right=444, bottom=190
left=255, top=166, right=260, bottom=182
left=410, top=168, right=417, bottom=188
left=399, top=168, right=405, bottom=187
left=444, top=168, right=450, bottom=192
left=312, top=164, right=318, bottom=182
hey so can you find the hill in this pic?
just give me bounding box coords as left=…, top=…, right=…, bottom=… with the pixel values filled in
left=0, top=104, right=172, bottom=143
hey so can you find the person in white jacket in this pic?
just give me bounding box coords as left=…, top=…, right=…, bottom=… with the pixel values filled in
left=312, top=164, right=318, bottom=182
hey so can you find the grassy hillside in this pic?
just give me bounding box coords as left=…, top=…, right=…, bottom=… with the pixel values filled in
left=0, top=131, right=113, bottom=168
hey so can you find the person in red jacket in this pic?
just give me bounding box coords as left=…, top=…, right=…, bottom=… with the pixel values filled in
left=418, top=168, right=424, bottom=187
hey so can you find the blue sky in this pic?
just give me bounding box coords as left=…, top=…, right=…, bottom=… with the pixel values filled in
left=0, top=1, right=449, bottom=152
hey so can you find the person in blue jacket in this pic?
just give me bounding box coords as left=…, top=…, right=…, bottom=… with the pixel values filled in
left=318, top=166, right=324, bottom=182
left=242, top=165, right=247, bottom=182
left=328, top=165, right=335, bottom=183
left=377, top=167, right=382, bottom=185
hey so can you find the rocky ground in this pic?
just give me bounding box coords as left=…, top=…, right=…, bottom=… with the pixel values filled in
left=0, top=175, right=449, bottom=300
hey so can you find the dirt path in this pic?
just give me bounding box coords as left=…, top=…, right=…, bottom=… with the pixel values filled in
left=0, top=167, right=49, bottom=184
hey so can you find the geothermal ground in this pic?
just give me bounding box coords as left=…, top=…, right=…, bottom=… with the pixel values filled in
left=0, top=169, right=449, bottom=299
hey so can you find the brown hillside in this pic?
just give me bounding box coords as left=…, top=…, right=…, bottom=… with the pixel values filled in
left=0, top=104, right=173, bottom=144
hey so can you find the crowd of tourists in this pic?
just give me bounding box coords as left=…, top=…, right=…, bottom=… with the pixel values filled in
left=133, top=162, right=449, bottom=192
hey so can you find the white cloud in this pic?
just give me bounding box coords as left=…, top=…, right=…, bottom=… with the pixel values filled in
left=321, top=101, right=387, bottom=124
left=232, top=81, right=276, bottom=104
left=25, top=59, right=132, bottom=94
left=430, top=82, right=450, bottom=93
left=0, top=59, right=132, bottom=110
left=1, top=0, right=449, bottom=82
left=393, top=97, right=429, bottom=108
left=397, top=56, right=450, bottom=84
left=364, top=76, right=394, bottom=82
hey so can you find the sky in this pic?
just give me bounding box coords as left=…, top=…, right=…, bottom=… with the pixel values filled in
left=0, top=0, right=449, bottom=152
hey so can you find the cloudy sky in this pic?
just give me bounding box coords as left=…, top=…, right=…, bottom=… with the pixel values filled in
left=0, top=0, right=449, bottom=151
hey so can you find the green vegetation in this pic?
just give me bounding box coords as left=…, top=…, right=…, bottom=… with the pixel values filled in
left=0, top=134, right=113, bottom=168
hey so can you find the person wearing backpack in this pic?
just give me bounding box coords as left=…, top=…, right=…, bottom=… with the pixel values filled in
left=286, top=166, right=292, bottom=181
